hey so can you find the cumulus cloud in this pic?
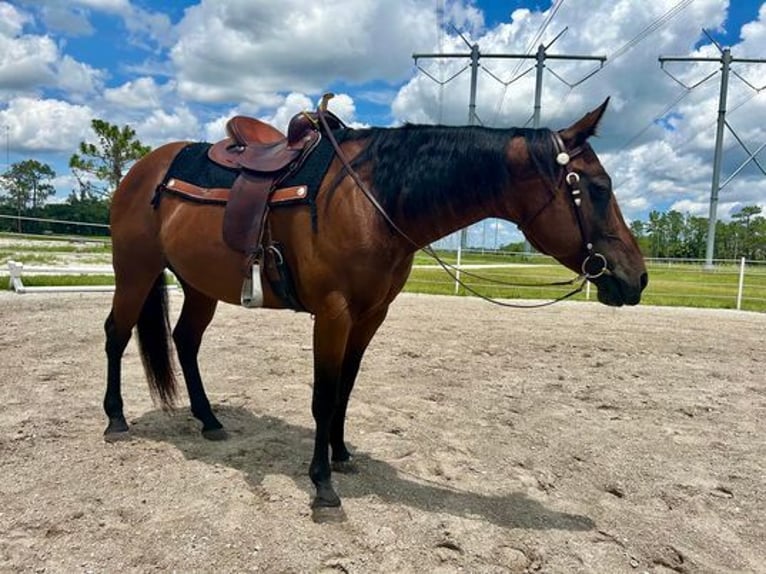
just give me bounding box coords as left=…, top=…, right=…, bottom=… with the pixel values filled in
left=170, top=0, right=438, bottom=105
left=135, top=106, right=202, bottom=146
left=103, top=77, right=173, bottom=109
left=38, top=4, right=94, bottom=37
left=0, top=1, right=28, bottom=37
left=0, top=3, right=103, bottom=97
left=0, top=97, right=94, bottom=152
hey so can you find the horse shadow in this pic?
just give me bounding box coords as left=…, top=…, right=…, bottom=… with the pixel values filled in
left=131, top=405, right=594, bottom=531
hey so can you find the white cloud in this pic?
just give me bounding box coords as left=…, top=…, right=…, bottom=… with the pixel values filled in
left=0, top=5, right=103, bottom=97
left=56, top=55, right=104, bottom=95
left=0, top=1, right=29, bottom=37
left=39, top=4, right=94, bottom=36
left=170, top=0, right=439, bottom=104
left=0, top=34, right=58, bottom=92
left=72, top=0, right=131, bottom=11
left=103, top=77, right=171, bottom=109
left=135, top=106, right=202, bottom=146
left=2, top=0, right=765, bottom=225
left=0, top=97, right=94, bottom=152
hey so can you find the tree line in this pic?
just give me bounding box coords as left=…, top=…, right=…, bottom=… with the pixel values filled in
left=629, top=207, right=765, bottom=261
left=0, top=120, right=149, bottom=235
left=501, top=206, right=765, bottom=262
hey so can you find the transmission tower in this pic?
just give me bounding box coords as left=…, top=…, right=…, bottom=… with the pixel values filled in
left=660, top=30, right=766, bottom=267
left=413, top=30, right=605, bottom=279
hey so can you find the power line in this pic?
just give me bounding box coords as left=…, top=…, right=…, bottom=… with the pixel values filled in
left=542, top=0, right=696, bottom=127
left=659, top=29, right=766, bottom=267
left=609, top=0, right=695, bottom=64
left=619, top=68, right=719, bottom=151
left=510, top=0, right=566, bottom=78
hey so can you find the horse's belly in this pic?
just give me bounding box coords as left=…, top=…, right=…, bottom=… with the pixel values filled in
left=160, top=202, right=244, bottom=305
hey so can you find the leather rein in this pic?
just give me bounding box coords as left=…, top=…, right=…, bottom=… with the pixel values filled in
left=315, top=97, right=609, bottom=309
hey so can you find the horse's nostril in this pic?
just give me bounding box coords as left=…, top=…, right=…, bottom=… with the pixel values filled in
left=639, top=272, right=649, bottom=291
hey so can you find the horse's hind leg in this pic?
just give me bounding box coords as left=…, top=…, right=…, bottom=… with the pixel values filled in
left=104, top=271, right=165, bottom=441
left=104, top=309, right=132, bottom=439
left=173, top=282, right=226, bottom=440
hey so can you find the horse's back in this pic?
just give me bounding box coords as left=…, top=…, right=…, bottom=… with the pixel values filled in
left=111, top=141, right=190, bottom=227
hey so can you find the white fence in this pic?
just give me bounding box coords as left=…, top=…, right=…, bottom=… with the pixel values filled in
left=3, top=261, right=177, bottom=294
left=3, top=256, right=765, bottom=312
left=408, top=253, right=765, bottom=312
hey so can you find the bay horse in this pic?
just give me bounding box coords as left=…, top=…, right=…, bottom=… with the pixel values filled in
left=104, top=98, right=647, bottom=511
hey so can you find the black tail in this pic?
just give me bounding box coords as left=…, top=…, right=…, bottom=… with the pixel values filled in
left=136, top=273, right=177, bottom=408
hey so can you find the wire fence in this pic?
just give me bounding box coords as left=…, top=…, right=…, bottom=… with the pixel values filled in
left=406, top=249, right=766, bottom=312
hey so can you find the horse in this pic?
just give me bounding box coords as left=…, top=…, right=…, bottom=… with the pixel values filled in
left=103, top=98, right=648, bottom=512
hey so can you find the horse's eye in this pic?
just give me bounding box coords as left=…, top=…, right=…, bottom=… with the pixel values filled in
left=589, top=176, right=612, bottom=199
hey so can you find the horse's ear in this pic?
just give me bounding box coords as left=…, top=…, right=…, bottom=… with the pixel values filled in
left=559, top=97, right=610, bottom=148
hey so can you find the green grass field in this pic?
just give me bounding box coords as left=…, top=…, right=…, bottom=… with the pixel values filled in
left=406, top=250, right=766, bottom=312
left=2, top=235, right=765, bottom=312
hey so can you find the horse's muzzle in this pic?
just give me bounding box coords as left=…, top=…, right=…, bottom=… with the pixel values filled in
left=593, top=270, right=648, bottom=306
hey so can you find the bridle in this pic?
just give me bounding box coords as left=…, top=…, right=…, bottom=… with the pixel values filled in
left=519, top=131, right=610, bottom=281
left=315, top=95, right=610, bottom=308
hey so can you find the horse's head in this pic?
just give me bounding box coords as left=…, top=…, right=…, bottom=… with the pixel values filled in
left=506, top=99, right=648, bottom=306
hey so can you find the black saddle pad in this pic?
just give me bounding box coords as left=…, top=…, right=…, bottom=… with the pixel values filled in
left=164, top=131, right=350, bottom=203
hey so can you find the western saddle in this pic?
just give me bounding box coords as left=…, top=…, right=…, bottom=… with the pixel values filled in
left=205, top=103, right=344, bottom=257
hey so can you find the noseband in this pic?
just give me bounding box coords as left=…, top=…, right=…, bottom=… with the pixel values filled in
left=519, top=132, right=610, bottom=281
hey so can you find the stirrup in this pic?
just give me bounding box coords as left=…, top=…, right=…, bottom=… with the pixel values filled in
left=241, top=263, right=263, bottom=308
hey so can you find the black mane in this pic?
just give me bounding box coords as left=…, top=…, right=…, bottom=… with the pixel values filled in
left=340, top=124, right=560, bottom=221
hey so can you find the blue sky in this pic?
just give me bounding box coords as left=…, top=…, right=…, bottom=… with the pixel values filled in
left=1, top=1, right=765, bottom=246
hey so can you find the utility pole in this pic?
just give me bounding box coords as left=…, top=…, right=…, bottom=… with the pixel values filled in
left=660, top=31, right=766, bottom=268
left=413, top=31, right=605, bottom=287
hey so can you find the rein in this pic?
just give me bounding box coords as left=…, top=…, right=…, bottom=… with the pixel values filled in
left=315, top=96, right=607, bottom=309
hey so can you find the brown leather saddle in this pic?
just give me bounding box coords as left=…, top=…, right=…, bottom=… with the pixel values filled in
left=206, top=108, right=344, bottom=257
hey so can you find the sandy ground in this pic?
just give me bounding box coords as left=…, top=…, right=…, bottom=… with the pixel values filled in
left=0, top=291, right=764, bottom=573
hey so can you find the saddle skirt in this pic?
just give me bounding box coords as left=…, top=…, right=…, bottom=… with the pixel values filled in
left=155, top=109, right=345, bottom=257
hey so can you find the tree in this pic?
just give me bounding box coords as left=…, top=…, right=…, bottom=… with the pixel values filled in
left=0, top=159, right=57, bottom=211
left=69, top=119, right=151, bottom=199
left=731, top=205, right=764, bottom=260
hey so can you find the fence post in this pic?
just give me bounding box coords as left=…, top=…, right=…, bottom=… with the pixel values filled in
left=7, top=260, right=26, bottom=293
left=736, top=256, right=745, bottom=310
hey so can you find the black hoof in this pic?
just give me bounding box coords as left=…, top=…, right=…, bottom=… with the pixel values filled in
left=202, top=427, right=229, bottom=441
left=104, top=417, right=130, bottom=442
left=312, top=482, right=341, bottom=508
left=332, top=459, right=359, bottom=474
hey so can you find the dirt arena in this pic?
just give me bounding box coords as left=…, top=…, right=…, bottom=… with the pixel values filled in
left=0, top=291, right=764, bottom=573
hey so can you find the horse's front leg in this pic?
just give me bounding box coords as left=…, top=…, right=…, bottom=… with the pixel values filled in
left=309, top=304, right=352, bottom=509
left=330, top=306, right=389, bottom=471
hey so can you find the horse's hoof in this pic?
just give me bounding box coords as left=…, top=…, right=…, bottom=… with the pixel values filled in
left=104, top=418, right=130, bottom=442
left=312, top=482, right=341, bottom=508
left=103, top=429, right=131, bottom=443
left=311, top=505, right=347, bottom=524
left=332, top=459, right=359, bottom=474
left=202, top=427, right=229, bottom=441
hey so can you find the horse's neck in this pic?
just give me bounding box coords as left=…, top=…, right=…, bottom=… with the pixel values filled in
left=403, top=190, right=502, bottom=248
left=355, top=125, right=527, bottom=248
left=393, top=153, right=509, bottom=246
